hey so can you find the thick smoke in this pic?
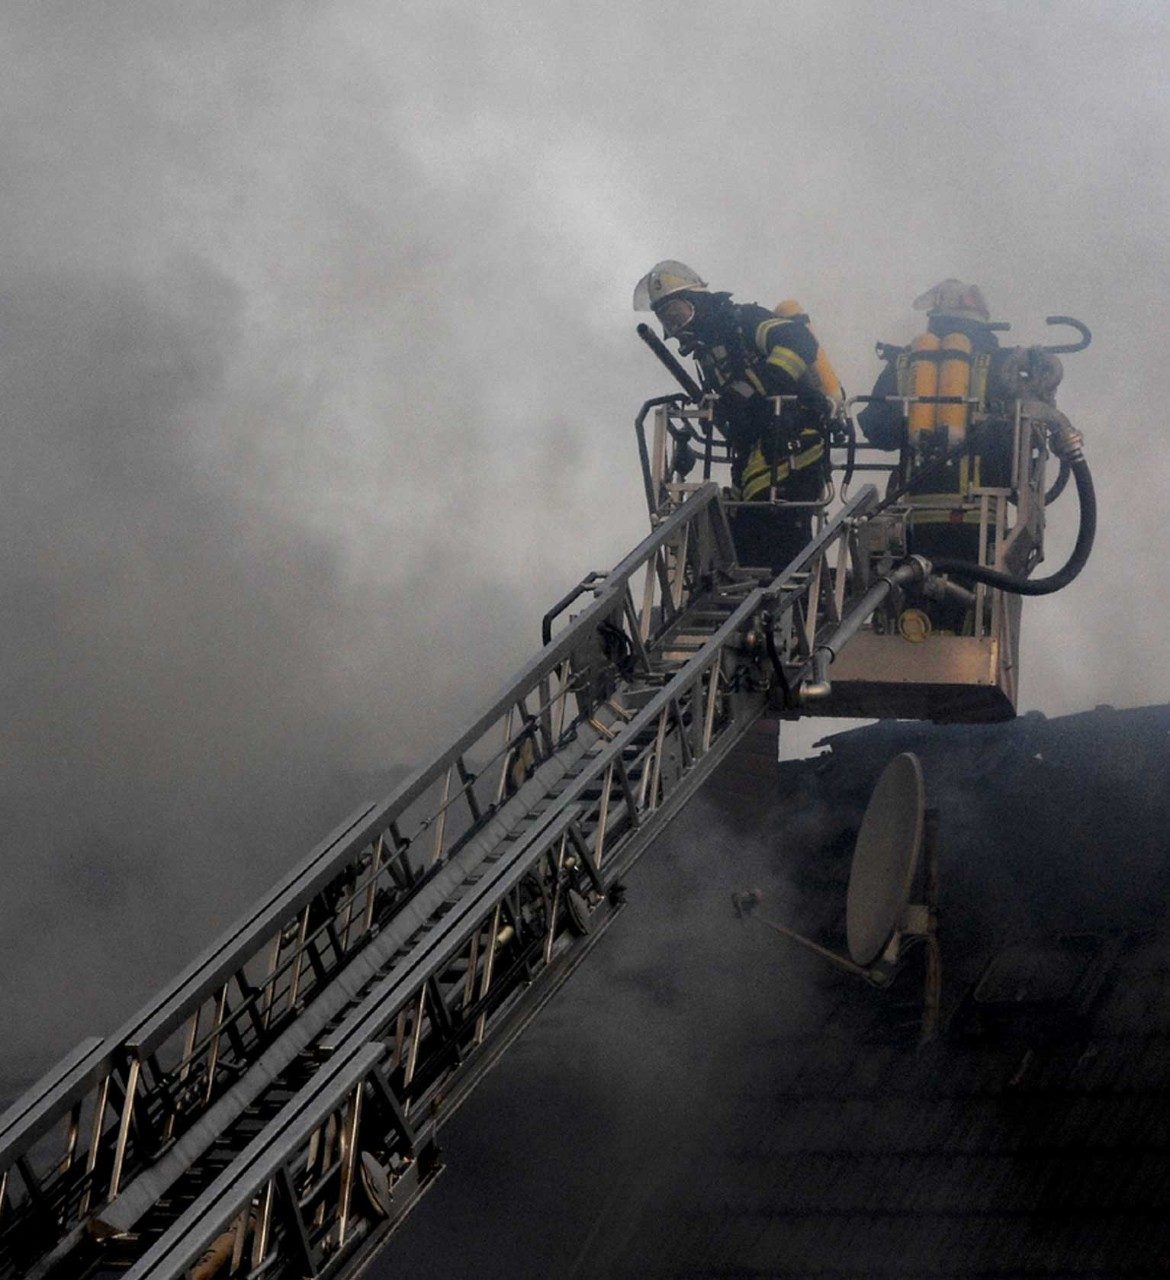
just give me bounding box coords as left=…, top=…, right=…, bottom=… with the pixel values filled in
left=386, top=708, right=1170, bottom=1277
left=386, top=783, right=836, bottom=1278
left=3, top=2, right=1168, bottom=1104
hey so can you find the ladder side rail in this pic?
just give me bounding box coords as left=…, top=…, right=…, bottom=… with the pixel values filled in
left=388, top=732, right=764, bottom=1262
left=341, top=480, right=730, bottom=880
left=315, top=804, right=590, bottom=1073
left=119, top=801, right=380, bottom=1053
left=530, top=490, right=881, bottom=871
left=0, top=808, right=388, bottom=1258
left=90, top=793, right=576, bottom=1237
left=125, top=809, right=618, bottom=1277
left=2, top=747, right=588, bottom=1263
left=0, top=1039, right=105, bottom=1172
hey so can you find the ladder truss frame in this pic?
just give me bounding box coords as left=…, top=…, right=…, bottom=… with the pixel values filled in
left=0, top=483, right=880, bottom=1280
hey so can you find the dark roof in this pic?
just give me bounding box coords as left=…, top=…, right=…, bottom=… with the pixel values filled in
left=383, top=704, right=1170, bottom=1278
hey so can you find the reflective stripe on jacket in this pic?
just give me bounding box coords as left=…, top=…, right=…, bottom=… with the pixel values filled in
left=736, top=430, right=825, bottom=502
left=689, top=300, right=828, bottom=501
left=752, top=316, right=816, bottom=387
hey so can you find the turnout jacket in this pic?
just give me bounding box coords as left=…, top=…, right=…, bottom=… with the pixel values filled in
left=689, top=299, right=827, bottom=501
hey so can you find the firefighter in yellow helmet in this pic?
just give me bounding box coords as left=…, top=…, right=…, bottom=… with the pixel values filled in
left=634, top=261, right=837, bottom=573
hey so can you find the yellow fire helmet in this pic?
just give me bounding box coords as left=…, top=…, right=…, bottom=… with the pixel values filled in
left=633, top=260, right=708, bottom=312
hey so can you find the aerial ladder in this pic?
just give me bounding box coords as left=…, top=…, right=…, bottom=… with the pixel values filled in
left=0, top=317, right=1094, bottom=1280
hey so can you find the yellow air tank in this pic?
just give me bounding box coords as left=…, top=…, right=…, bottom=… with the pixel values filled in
left=937, top=331, right=973, bottom=444
left=906, top=332, right=941, bottom=443
left=774, top=299, right=844, bottom=401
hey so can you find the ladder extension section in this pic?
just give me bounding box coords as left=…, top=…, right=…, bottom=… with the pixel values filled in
left=0, top=482, right=879, bottom=1280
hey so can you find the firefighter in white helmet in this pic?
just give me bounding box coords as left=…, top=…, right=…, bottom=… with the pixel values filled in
left=634, top=260, right=837, bottom=572
left=857, top=279, right=1069, bottom=630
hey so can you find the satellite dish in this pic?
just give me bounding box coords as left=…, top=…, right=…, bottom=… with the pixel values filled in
left=846, top=752, right=925, bottom=966
left=736, top=750, right=939, bottom=1038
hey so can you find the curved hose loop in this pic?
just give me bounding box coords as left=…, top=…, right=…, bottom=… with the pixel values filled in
left=1007, top=455, right=1068, bottom=509
left=1040, top=316, right=1092, bottom=355
left=1044, top=458, right=1071, bottom=505
left=931, top=458, right=1096, bottom=596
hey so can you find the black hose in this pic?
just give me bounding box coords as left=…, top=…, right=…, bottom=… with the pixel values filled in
left=1045, top=458, right=1070, bottom=505
left=836, top=414, right=857, bottom=492
left=931, top=458, right=1096, bottom=596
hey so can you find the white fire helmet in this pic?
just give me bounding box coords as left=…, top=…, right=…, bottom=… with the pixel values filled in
left=633, top=261, right=708, bottom=312
left=912, top=279, right=990, bottom=323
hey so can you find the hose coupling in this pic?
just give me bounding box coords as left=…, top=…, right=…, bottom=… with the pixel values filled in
left=876, top=555, right=932, bottom=601
left=1051, top=427, right=1085, bottom=463
left=1043, top=410, right=1085, bottom=464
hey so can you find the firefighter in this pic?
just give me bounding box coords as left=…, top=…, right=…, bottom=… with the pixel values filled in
left=856, top=279, right=1016, bottom=629
left=857, top=278, right=1002, bottom=451
left=633, top=260, right=838, bottom=573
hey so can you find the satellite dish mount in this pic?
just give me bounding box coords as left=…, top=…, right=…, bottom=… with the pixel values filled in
left=734, top=752, right=941, bottom=1040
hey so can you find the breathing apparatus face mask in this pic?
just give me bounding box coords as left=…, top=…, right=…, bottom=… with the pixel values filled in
left=656, top=295, right=697, bottom=341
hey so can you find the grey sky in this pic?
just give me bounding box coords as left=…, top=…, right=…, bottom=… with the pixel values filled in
left=2, top=2, right=1167, bottom=1079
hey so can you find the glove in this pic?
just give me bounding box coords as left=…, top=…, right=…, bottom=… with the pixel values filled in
left=819, top=392, right=845, bottom=423
left=716, top=383, right=771, bottom=447
left=798, top=390, right=840, bottom=425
